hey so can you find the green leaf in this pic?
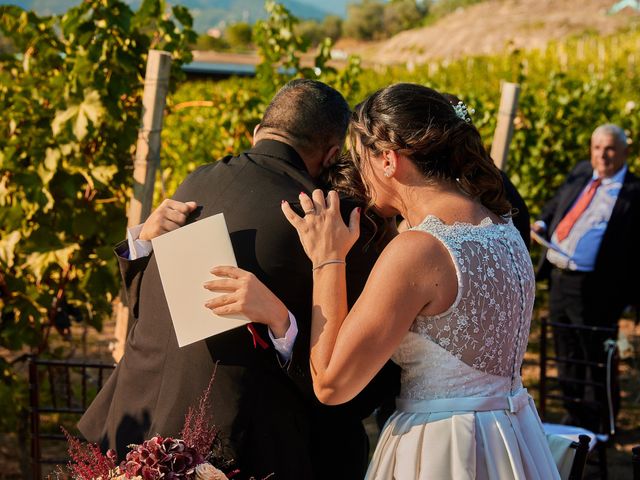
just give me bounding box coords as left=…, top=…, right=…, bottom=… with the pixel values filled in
left=25, top=244, right=79, bottom=282
left=72, top=210, right=98, bottom=237
left=51, top=105, right=79, bottom=137
left=136, top=0, right=162, bottom=20
left=75, top=89, right=105, bottom=140
left=171, top=5, right=192, bottom=28
left=36, top=148, right=60, bottom=185
left=91, top=165, right=118, bottom=185
left=50, top=90, right=105, bottom=140
left=0, top=231, right=21, bottom=268
left=23, top=226, right=64, bottom=253
left=0, top=204, right=25, bottom=231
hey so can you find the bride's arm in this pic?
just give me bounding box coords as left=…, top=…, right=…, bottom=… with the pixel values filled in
left=204, top=190, right=455, bottom=405
left=282, top=190, right=454, bottom=405
left=308, top=231, right=452, bottom=404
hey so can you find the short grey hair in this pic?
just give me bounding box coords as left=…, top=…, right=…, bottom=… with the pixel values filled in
left=592, top=124, right=628, bottom=148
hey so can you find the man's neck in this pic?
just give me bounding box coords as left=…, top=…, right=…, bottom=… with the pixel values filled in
left=254, top=133, right=320, bottom=178
left=593, top=164, right=627, bottom=182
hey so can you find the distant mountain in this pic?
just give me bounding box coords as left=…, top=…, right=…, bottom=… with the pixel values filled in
left=177, top=0, right=332, bottom=31
left=7, top=0, right=348, bottom=32
left=297, top=0, right=348, bottom=17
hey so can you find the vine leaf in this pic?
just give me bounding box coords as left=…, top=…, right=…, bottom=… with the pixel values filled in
left=25, top=244, right=79, bottom=283
left=0, top=231, right=21, bottom=269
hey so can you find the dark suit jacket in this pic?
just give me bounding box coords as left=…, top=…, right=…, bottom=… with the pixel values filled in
left=536, top=160, right=640, bottom=314
left=501, top=171, right=531, bottom=250
left=78, top=140, right=400, bottom=480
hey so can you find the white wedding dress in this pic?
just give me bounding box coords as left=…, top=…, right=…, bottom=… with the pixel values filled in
left=366, top=215, right=560, bottom=480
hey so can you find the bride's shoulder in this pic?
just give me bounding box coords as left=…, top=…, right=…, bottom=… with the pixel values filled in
left=376, top=229, right=451, bottom=270
left=367, top=229, right=457, bottom=300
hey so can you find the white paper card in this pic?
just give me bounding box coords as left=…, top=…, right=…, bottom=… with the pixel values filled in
left=152, top=213, right=249, bottom=347
left=530, top=229, right=571, bottom=258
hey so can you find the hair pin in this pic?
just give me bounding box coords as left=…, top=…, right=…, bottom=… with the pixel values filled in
left=453, top=101, right=475, bottom=123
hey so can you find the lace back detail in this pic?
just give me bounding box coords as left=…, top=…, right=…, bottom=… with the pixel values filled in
left=410, top=215, right=535, bottom=386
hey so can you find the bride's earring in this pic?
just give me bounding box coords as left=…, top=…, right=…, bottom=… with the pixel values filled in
left=383, top=167, right=393, bottom=178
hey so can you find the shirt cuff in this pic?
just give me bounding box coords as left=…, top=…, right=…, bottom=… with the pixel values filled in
left=269, top=311, right=298, bottom=362
left=127, top=224, right=153, bottom=260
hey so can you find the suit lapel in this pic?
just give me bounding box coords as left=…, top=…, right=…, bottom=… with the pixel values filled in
left=550, top=173, right=592, bottom=233
left=600, top=169, right=634, bottom=237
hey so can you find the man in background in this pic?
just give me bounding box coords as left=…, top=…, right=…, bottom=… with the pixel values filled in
left=532, top=123, right=640, bottom=432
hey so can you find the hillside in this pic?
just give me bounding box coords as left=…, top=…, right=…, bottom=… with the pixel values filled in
left=336, top=0, right=639, bottom=66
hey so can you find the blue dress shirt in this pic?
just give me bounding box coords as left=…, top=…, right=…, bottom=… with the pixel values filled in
left=547, top=165, right=627, bottom=271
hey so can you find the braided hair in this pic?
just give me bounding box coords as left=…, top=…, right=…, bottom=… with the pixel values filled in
left=348, top=83, right=511, bottom=217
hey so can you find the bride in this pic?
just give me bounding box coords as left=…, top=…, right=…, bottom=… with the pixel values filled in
left=205, top=83, right=560, bottom=479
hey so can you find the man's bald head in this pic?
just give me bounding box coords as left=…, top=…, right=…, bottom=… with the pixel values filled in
left=255, top=79, right=350, bottom=175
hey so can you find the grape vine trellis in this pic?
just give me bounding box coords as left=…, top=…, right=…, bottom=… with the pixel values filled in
left=0, top=0, right=195, bottom=407
left=161, top=28, right=640, bottom=221
left=0, top=0, right=358, bottom=437
left=0, top=0, right=639, bottom=439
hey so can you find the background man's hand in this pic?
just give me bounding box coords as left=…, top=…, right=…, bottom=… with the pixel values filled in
left=531, top=222, right=546, bottom=234
left=139, top=199, right=197, bottom=241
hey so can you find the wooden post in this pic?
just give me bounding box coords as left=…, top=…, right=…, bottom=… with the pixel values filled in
left=490, top=82, right=520, bottom=172
left=127, top=50, right=172, bottom=227
left=113, top=50, right=172, bottom=362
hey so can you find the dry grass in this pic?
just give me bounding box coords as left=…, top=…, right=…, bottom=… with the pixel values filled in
left=334, top=0, right=640, bottom=66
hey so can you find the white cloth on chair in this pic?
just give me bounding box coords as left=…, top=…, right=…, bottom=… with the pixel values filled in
left=543, top=423, right=597, bottom=451
left=543, top=423, right=600, bottom=480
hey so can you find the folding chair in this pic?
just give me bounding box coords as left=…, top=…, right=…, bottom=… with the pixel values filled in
left=568, top=434, right=591, bottom=480
left=28, top=356, right=115, bottom=479
left=539, top=315, right=618, bottom=480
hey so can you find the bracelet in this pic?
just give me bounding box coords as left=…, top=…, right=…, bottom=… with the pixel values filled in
left=312, top=259, right=346, bottom=271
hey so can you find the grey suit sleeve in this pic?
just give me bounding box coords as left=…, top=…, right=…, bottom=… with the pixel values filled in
left=115, top=240, right=151, bottom=321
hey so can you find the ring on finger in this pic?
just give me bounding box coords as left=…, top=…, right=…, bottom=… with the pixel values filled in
left=303, top=209, right=315, bottom=215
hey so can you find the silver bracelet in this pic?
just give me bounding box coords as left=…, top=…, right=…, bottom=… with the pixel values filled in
left=312, top=259, right=346, bottom=271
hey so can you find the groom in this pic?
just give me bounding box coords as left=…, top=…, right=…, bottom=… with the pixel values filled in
left=79, top=79, right=399, bottom=480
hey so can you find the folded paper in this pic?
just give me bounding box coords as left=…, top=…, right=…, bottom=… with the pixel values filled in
left=152, top=213, right=249, bottom=347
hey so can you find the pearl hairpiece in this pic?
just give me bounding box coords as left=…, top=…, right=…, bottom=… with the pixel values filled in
left=453, top=101, right=475, bottom=123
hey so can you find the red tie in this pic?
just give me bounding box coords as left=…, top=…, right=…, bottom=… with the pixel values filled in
left=555, top=178, right=602, bottom=242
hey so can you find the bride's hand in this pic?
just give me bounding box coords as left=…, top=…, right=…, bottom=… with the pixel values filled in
left=281, top=190, right=360, bottom=266
left=204, top=266, right=290, bottom=338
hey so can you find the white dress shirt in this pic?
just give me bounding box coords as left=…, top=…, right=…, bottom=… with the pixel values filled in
left=126, top=226, right=298, bottom=361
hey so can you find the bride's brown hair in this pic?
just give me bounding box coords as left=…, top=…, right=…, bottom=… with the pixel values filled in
left=349, top=83, right=511, bottom=217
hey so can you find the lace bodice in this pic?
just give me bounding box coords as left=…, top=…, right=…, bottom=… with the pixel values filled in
left=392, top=215, right=535, bottom=400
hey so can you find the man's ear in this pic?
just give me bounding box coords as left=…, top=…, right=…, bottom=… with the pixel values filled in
left=321, top=144, right=341, bottom=169
left=252, top=123, right=261, bottom=146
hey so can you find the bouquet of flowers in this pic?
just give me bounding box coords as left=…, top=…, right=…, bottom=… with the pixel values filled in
left=63, top=375, right=239, bottom=480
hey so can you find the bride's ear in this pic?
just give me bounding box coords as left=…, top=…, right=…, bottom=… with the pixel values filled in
left=382, top=150, right=399, bottom=178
